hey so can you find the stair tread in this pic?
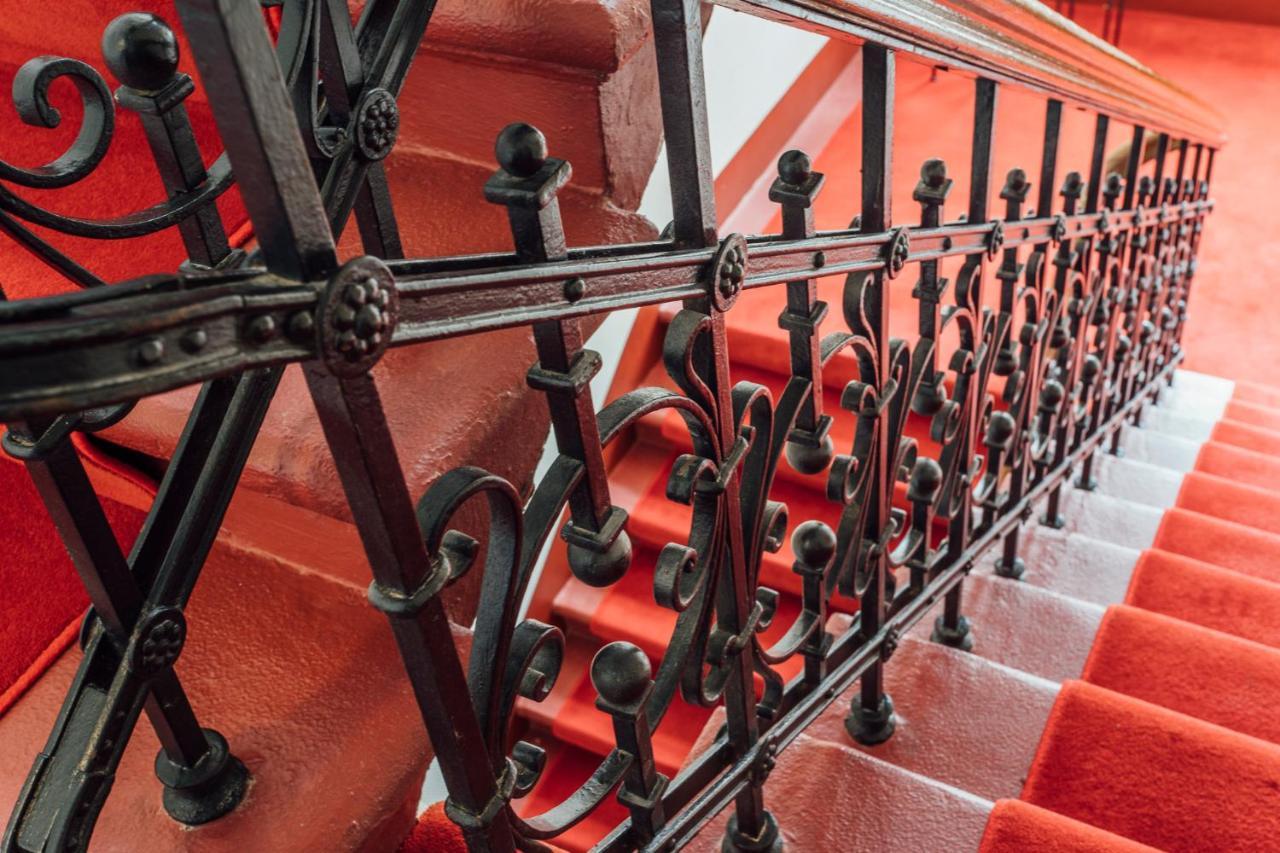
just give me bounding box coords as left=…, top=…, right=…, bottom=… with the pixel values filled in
left=980, top=799, right=1161, bottom=853
left=1085, top=604, right=1280, bottom=746
left=1194, top=440, right=1280, bottom=494
left=941, top=573, right=1103, bottom=684
left=800, top=636, right=1057, bottom=802
left=1153, top=506, right=1280, bottom=583
left=1024, top=680, right=1280, bottom=853
left=0, top=536, right=439, bottom=852
left=686, top=732, right=994, bottom=853
left=1126, top=548, right=1280, bottom=649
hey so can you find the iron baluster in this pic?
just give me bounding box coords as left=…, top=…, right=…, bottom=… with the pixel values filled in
left=486, top=124, right=633, bottom=589
left=907, top=156, right=952, bottom=595
left=933, top=76, right=1002, bottom=653
left=774, top=151, right=835, bottom=477
left=844, top=42, right=900, bottom=746
left=652, top=1, right=783, bottom=849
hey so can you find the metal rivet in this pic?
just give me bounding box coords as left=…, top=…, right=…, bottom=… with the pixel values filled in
left=942, top=236, right=953, bottom=250
left=137, top=338, right=164, bottom=366
left=564, top=277, right=586, bottom=303
left=247, top=315, right=277, bottom=344
left=813, top=251, right=826, bottom=269
left=287, top=310, right=315, bottom=342
left=180, top=328, right=207, bottom=353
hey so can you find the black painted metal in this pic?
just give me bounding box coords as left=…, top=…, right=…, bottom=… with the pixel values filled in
left=0, top=0, right=1220, bottom=851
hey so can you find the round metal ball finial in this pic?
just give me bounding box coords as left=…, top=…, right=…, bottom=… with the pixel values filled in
left=922, top=157, right=948, bottom=188
left=591, top=641, right=651, bottom=707
left=496, top=122, right=548, bottom=178
left=102, top=13, right=179, bottom=92
left=1040, top=378, right=1066, bottom=409
left=777, top=149, right=811, bottom=184
left=987, top=410, right=1016, bottom=445
left=785, top=434, right=834, bottom=475
left=1061, top=171, right=1084, bottom=197
left=791, top=520, right=837, bottom=569
left=567, top=529, right=632, bottom=588
left=1006, top=168, right=1028, bottom=193
left=911, top=457, right=944, bottom=501
left=1082, top=353, right=1102, bottom=381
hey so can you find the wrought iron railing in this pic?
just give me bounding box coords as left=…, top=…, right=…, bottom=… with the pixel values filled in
left=0, top=0, right=1222, bottom=851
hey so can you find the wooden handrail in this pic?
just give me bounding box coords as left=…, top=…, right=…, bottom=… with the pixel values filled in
left=720, top=0, right=1227, bottom=144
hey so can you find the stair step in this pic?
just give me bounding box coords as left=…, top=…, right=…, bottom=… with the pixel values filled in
left=801, top=636, right=1058, bottom=802
left=1223, top=397, right=1280, bottom=432
left=1023, top=680, right=1280, bottom=853
left=1211, top=418, right=1280, bottom=457
left=1176, top=470, right=1280, bottom=535
left=927, top=573, right=1103, bottom=684
left=1163, top=369, right=1235, bottom=416
left=1136, top=405, right=1215, bottom=441
left=1013, top=526, right=1141, bottom=606
left=1126, top=549, right=1280, bottom=649
left=1091, top=454, right=1183, bottom=509
left=1234, top=379, right=1280, bottom=409
left=1118, top=426, right=1202, bottom=471
left=1195, top=441, right=1280, bottom=494
left=686, top=732, right=994, bottom=853
left=1084, top=604, right=1280, bottom=746
left=979, top=799, right=1160, bottom=853
left=1152, top=507, right=1280, bottom=583
left=1045, top=489, right=1163, bottom=551
left=0, top=535, right=438, bottom=852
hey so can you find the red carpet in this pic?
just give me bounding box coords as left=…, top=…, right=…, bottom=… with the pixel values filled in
left=1125, top=549, right=1280, bottom=649
left=980, top=800, right=1159, bottom=853
left=1083, top=605, right=1280, bottom=745
left=399, top=803, right=467, bottom=853
left=1019, top=681, right=1280, bottom=852
left=978, top=382, right=1280, bottom=851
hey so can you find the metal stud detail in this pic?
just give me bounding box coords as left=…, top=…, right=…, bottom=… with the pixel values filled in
left=318, top=256, right=399, bottom=377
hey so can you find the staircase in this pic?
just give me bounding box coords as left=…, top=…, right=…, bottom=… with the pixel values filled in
left=515, top=347, right=1280, bottom=851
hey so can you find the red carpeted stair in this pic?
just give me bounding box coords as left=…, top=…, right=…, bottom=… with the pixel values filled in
left=413, top=12, right=1280, bottom=846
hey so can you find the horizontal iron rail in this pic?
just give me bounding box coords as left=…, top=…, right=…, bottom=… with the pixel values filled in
left=718, top=0, right=1225, bottom=145
left=600, top=350, right=1183, bottom=851
left=0, top=199, right=1210, bottom=421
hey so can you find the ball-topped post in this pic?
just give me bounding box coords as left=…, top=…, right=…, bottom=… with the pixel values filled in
left=1102, top=171, right=1125, bottom=211
left=985, top=410, right=1017, bottom=451
left=590, top=641, right=653, bottom=712
left=776, top=149, right=811, bottom=185
left=1060, top=170, right=1085, bottom=208
left=567, top=529, right=632, bottom=588
left=913, top=157, right=953, bottom=207
left=102, top=12, right=180, bottom=93
left=495, top=122, right=549, bottom=178
left=791, top=520, right=836, bottom=573
left=1001, top=167, right=1031, bottom=205
left=785, top=434, right=834, bottom=476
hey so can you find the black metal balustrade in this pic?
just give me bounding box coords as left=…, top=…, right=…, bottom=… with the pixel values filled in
left=0, top=0, right=1222, bottom=851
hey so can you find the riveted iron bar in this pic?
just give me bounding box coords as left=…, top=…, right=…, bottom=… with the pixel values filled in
left=0, top=201, right=1212, bottom=422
